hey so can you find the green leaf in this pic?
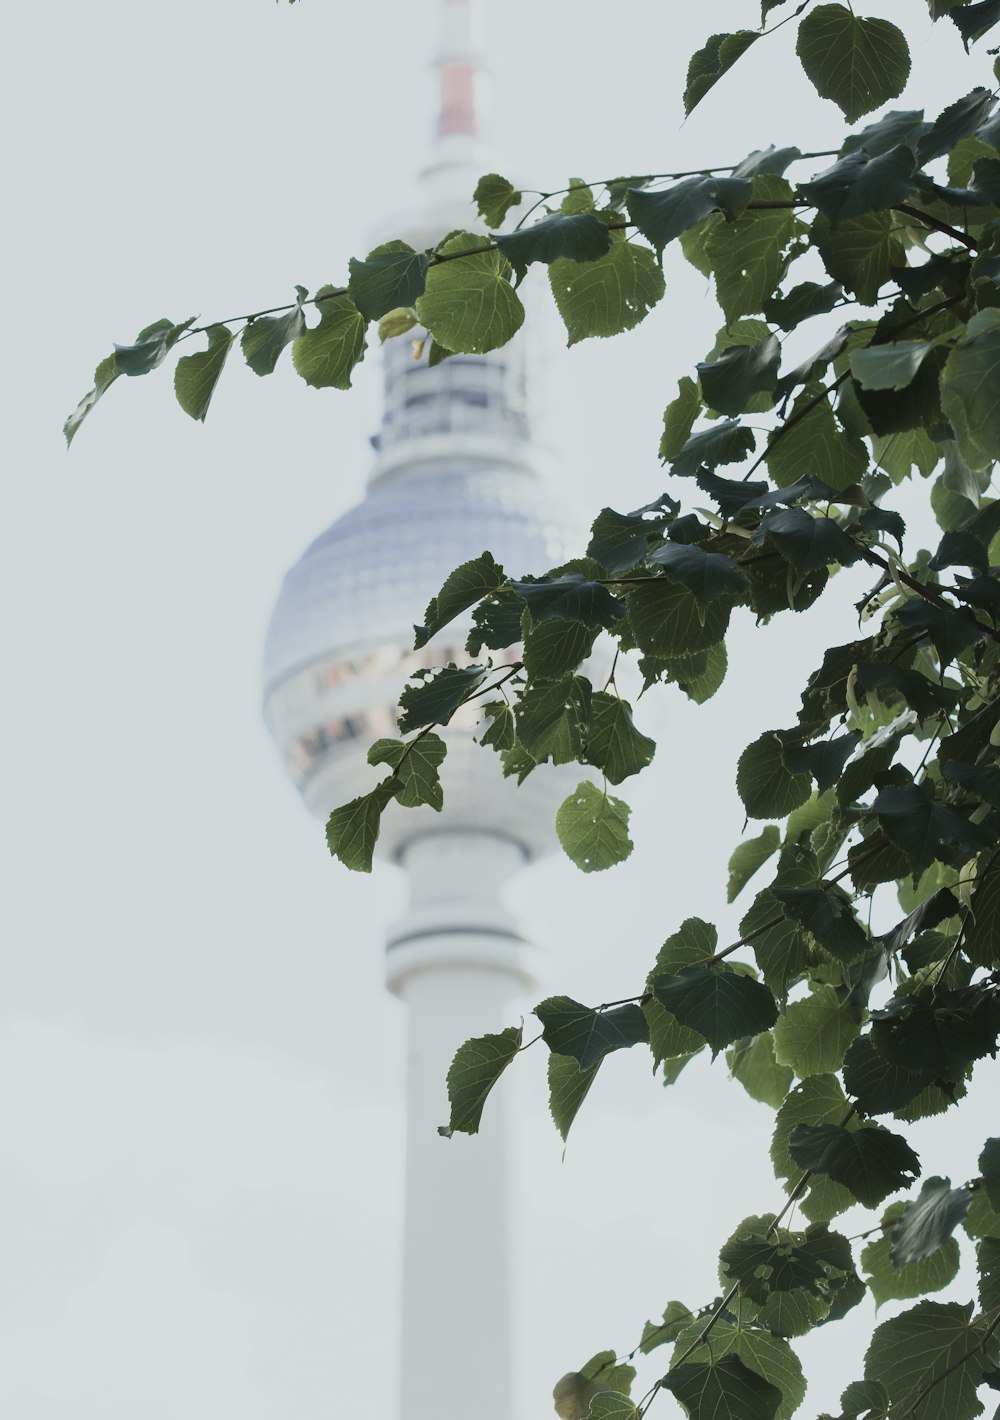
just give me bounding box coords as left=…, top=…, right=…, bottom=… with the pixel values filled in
left=670, top=421, right=757, bottom=477
left=941, top=311, right=1000, bottom=468
left=414, top=552, right=507, bottom=648
left=547, top=1052, right=600, bottom=1145
left=416, top=233, right=524, bottom=354
left=800, top=145, right=918, bottom=224
left=980, top=1237, right=1000, bottom=1315
left=495, top=212, right=612, bottom=282
left=588, top=507, right=666, bottom=576
left=549, top=234, right=664, bottom=346
left=522, top=618, right=596, bottom=680
left=861, top=1201, right=961, bottom=1306
left=660, top=377, right=702, bottom=461
left=737, top=733, right=812, bottom=820
left=771, top=884, right=869, bottom=963
left=842, top=1033, right=935, bottom=1116
left=673, top=1322, right=804, bottom=1420
left=626, top=580, right=731, bottom=659
left=965, top=1187, right=1000, bottom=1239
left=474, top=172, right=523, bottom=227
left=292, top=289, right=367, bottom=389
left=773, top=985, right=863, bottom=1077
left=864, top=1301, right=998, bottom=1420
left=479, top=701, right=516, bottom=753
left=535, top=995, right=648, bottom=1069
left=850, top=340, right=936, bottom=392
left=397, top=663, right=489, bottom=733
left=728, top=826, right=782, bottom=904
left=890, top=1175, right=973, bottom=1265
left=788, top=1122, right=920, bottom=1208
left=378, top=307, right=418, bottom=342
left=64, top=352, right=120, bottom=447
left=684, top=31, right=760, bottom=116
left=872, top=984, right=1000, bottom=1080
left=626, top=175, right=752, bottom=257
left=443, top=1025, right=522, bottom=1135
left=699, top=336, right=780, bottom=417
left=727, top=1033, right=795, bottom=1109
left=367, top=732, right=447, bottom=811
left=873, top=785, right=990, bottom=875
left=347, top=241, right=429, bottom=322
left=704, top=177, right=802, bottom=322
left=587, top=1397, right=637, bottom=1420
left=555, top=781, right=633, bottom=872
left=640, top=1302, right=694, bottom=1355
left=763, top=280, right=843, bottom=332
left=241, top=286, right=308, bottom=376
left=796, top=5, right=910, bottom=122
left=584, top=693, right=655, bottom=785
left=982, top=1137, right=1000, bottom=1211
left=652, top=966, right=778, bottom=1055
left=552, top=1371, right=608, bottom=1420
left=814, top=211, right=903, bottom=305
left=781, top=733, right=860, bottom=794
left=173, top=324, right=236, bottom=421
left=647, top=545, right=749, bottom=603
left=765, top=391, right=870, bottom=492
left=662, top=1355, right=782, bottom=1420
left=516, top=675, right=592, bottom=764
left=952, top=0, right=1000, bottom=48
left=510, top=574, right=624, bottom=629
left=325, top=779, right=396, bottom=872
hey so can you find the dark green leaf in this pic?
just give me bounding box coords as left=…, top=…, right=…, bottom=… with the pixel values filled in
left=588, top=505, right=669, bottom=576
left=474, top=172, right=523, bottom=227
left=325, top=779, right=397, bottom=872
left=510, top=574, right=624, bottom=629
left=466, top=589, right=525, bottom=655
left=684, top=31, right=760, bottom=116
left=415, top=551, right=507, bottom=648
left=738, top=733, right=812, bottom=820
left=842, top=1033, right=934, bottom=1115
left=444, top=1025, right=522, bottom=1135
left=555, top=780, right=633, bottom=871
left=801, top=145, right=918, bottom=224
left=113, top=316, right=195, bottom=376
left=174, top=324, right=236, bottom=421
left=547, top=1052, right=600, bottom=1145
left=585, top=693, right=656, bottom=785
left=397, top=663, right=489, bottom=733
left=814, top=211, right=903, bottom=304
left=782, top=733, right=860, bottom=793
left=788, top=1122, right=920, bottom=1207
left=535, top=995, right=648, bottom=1069
left=241, top=287, right=308, bottom=375
left=479, top=701, right=516, bottom=753
left=871, top=984, right=1000, bottom=1079
left=647, top=544, right=748, bottom=603
left=891, top=1176, right=973, bottom=1265
left=873, top=784, right=991, bottom=874
left=982, top=1138, right=1000, bottom=1211
left=951, top=0, right=1000, bottom=48
left=763, top=281, right=843, bottom=332
left=670, top=1319, right=805, bottom=1420
left=762, top=508, right=862, bottom=573
left=292, top=289, right=367, bottom=389
left=416, top=232, right=524, bottom=354
left=348, top=241, right=429, bottom=322
left=919, top=87, right=996, bottom=161
left=854, top=660, right=958, bottom=718
left=850, top=340, right=936, bottom=392
left=367, top=732, right=447, bottom=810
left=670, top=420, right=757, bottom=476
left=662, top=1355, right=782, bottom=1420
left=626, top=175, right=752, bottom=257
left=796, top=5, right=911, bottom=122
left=698, top=337, right=780, bottom=417
left=495, top=212, right=612, bottom=282
left=652, top=966, right=778, bottom=1054
left=549, top=234, right=664, bottom=345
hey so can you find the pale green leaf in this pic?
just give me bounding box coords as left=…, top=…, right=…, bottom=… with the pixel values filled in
left=555, top=781, right=633, bottom=872
left=444, top=1025, right=522, bottom=1135
left=292, top=288, right=367, bottom=389
left=416, top=232, right=524, bottom=354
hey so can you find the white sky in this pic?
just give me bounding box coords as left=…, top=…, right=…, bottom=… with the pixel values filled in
left=2, top=1, right=996, bottom=1416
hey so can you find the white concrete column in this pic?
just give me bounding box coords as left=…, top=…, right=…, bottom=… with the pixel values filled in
left=387, top=832, right=539, bottom=1420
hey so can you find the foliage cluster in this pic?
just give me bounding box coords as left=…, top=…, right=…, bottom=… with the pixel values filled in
left=71, top=3, right=1000, bottom=1418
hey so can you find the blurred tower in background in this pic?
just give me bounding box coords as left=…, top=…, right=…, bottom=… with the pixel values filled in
left=262, top=3, right=579, bottom=1416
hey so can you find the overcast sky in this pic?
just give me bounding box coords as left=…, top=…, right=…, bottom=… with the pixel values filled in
left=1, top=2, right=995, bottom=1416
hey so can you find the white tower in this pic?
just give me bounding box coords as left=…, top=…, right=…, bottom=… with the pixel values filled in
left=263, top=4, right=580, bottom=1416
